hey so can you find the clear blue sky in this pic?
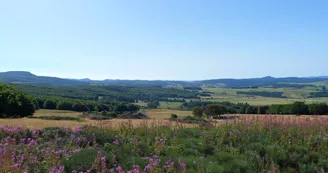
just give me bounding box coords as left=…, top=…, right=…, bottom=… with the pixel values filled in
left=0, top=0, right=327, bottom=80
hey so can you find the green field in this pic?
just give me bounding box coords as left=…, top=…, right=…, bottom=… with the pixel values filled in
left=201, top=84, right=328, bottom=105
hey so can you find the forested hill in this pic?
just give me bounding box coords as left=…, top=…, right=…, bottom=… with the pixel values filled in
left=0, top=71, right=87, bottom=86
left=1, top=71, right=328, bottom=87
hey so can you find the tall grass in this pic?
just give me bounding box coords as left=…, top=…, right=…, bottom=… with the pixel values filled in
left=0, top=115, right=327, bottom=172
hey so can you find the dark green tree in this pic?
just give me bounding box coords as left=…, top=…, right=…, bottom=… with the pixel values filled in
left=115, top=104, right=128, bottom=112
left=0, top=84, right=36, bottom=118
left=290, top=102, right=308, bottom=115
left=308, top=103, right=328, bottom=115
left=192, top=107, right=205, bottom=117
left=147, top=101, right=160, bottom=109
left=72, top=103, right=89, bottom=112
left=43, top=99, right=57, bottom=109
left=126, top=104, right=140, bottom=112
left=204, top=104, right=227, bottom=118
left=56, top=101, right=74, bottom=110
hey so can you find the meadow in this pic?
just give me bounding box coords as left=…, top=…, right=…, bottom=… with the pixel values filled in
left=1, top=115, right=328, bottom=173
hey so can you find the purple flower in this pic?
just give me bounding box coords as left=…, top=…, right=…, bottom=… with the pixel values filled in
left=144, top=164, right=152, bottom=171
left=33, top=129, right=40, bottom=136
left=116, top=166, right=124, bottom=173
left=75, top=126, right=83, bottom=132
left=113, top=139, right=119, bottom=145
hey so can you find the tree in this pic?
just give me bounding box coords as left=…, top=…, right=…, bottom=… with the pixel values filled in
left=56, top=101, right=73, bottom=110
left=147, top=101, right=160, bottom=109
left=203, top=104, right=227, bottom=118
left=239, top=103, right=250, bottom=114
left=72, top=103, right=89, bottom=112
left=0, top=84, right=36, bottom=118
left=257, top=106, right=269, bottom=114
left=290, top=102, right=308, bottom=115
left=127, top=104, right=140, bottom=112
left=245, top=105, right=257, bottom=114
left=308, top=103, right=328, bottom=115
left=115, top=104, right=128, bottom=112
left=192, top=107, right=205, bottom=117
left=85, top=103, right=96, bottom=111
left=36, top=98, right=45, bottom=109
left=43, top=99, right=57, bottom=109
left=96, top=104, right=110, bottom=112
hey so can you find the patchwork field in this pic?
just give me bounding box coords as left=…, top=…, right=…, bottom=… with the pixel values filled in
left=201, top=86, right=328, bottom=105
left=1, top=108, right=328, bottom=129
left=0, top=109, right=192, bottom=129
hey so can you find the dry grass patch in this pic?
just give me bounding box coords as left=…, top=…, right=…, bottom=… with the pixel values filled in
left=145, top=109, right=192, bottom=120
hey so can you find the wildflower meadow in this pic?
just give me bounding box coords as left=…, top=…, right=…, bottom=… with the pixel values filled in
left=0, top=115, right=328, bottom=173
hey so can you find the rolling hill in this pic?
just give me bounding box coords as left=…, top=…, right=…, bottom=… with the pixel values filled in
left=1, top=71, right=328, bottom=87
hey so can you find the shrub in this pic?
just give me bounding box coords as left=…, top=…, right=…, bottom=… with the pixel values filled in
left=171, top=115, right=209, bottom=124
left=27, top=116, right=80, bottom=121
left=193, top=106, right=205, bottom=117
left=61, top=148, right=98, bottom=172
left=89, top=115, right=112, bottom=120
left=147, top=101, right=160, bottom=108
left=170, top=114, right=178, bottom=119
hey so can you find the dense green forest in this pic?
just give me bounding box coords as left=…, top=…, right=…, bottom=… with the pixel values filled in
left=236, top=91, right=287, bottom=98
left=12, top=84, right=198, bottom=103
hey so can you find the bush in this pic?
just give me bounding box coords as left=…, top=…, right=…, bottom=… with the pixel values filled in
left=89, top=115, right=112, bottom=120
left=171, top=115, right=209, bottom=124
left=193, top=107, right=205, bottom=117
left=213, top=115, right=239, bottom=120
left=117, top=112, right=149, bottom=119
left=27, top=116, right=80, bottom=121
left=61, top=148, right=98, bottom=172
left=99, top=111, right=118, bottom=118
left=170, top=114, right=178, bottom=119
left=147, top=101, right=160, bottom=108
left=115, top=104, right=140, bottom=112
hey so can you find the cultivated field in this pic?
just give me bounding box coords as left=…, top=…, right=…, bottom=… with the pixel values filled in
left=201, top=86, right=328, bottom=105
left=1, top=109, right=328, bottom=129
left=0, top=109, right=193, bottom=129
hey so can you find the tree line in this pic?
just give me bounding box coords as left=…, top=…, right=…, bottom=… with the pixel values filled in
left=192, top=101, right=328, bottom=117
left=36, top=97, right=141, bottom=113
left=0, top=83, right=143, bottom=118
left=236, top=91, right=287, bottom=98
left=12, top=84, right=199, bottom=103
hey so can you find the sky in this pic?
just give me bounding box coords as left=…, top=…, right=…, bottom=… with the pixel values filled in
left=0, top=0, right=327, bottom=80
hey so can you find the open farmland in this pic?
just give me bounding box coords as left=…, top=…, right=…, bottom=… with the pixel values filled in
left=201, top=86, right=328, bottom=105
left=0, top=109, right=192, bottom=129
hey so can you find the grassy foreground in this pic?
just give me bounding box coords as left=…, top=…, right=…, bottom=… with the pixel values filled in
left=1, top=115, right=328, bottom=173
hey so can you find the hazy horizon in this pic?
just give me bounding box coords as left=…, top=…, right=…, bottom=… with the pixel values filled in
left=2, top=70, right=328, bottom=81
left=1, top=1, right=327, bottom=80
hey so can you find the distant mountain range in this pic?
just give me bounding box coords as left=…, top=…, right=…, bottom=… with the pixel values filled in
left=1, top=71, right=328, bottom=87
